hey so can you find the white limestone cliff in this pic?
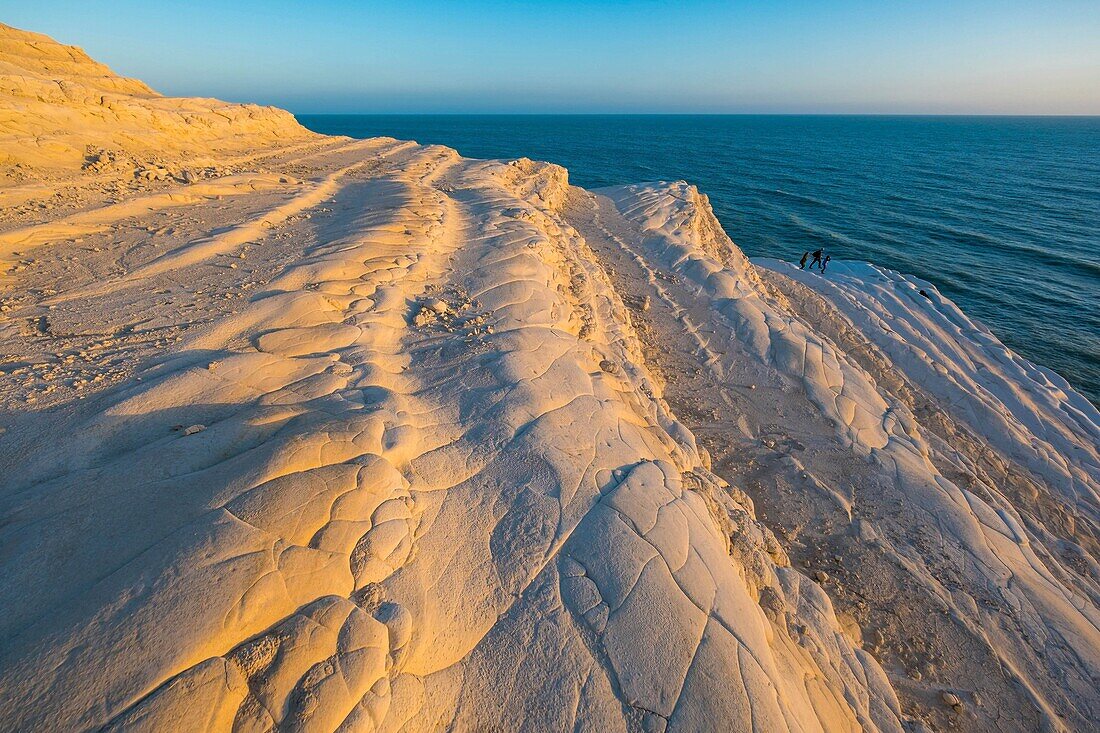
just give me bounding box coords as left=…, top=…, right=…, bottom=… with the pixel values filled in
left=0, top=23, right=1096, bottom=733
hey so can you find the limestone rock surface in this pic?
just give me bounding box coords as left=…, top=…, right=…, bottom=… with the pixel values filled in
left=0, top=22, right=1096, bottom=733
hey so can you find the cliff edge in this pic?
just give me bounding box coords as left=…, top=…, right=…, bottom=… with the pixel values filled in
left=0, top=22, right=315, bottom=171
left=0, top=23, right=1096, bottom=733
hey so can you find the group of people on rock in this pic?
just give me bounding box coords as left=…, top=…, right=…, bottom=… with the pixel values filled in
left=799, top=248, right=831, bottom=272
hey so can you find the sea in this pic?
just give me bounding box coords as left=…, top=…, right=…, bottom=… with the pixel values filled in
left=297, top=115, right=1100, bottom=404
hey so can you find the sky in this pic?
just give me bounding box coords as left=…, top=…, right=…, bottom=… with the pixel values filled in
left=3, top=0, right=1098, bottom=114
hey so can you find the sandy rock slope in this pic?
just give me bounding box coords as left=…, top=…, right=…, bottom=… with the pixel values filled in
left=0, top=22, right=1097, bottom=733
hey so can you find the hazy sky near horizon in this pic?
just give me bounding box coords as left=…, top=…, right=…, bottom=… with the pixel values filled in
left=4, top=0, right=1098, bottom=114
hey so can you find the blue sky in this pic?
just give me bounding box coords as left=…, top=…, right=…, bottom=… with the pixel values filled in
left=3, top=0, right=1098, bottom=114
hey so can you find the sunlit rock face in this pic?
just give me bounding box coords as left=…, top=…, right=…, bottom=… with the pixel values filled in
left=587, top=181, right=1099, bottom=731
left=0, top=22, right=1096, bottom=733
left=0, top=22, right=315, bottom=171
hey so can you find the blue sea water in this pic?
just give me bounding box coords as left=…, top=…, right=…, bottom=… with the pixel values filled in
left=297, top=115, right=1100, bottom=404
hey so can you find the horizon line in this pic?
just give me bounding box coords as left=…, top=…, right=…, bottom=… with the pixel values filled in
left=292, top=111, right=1100, bottom=118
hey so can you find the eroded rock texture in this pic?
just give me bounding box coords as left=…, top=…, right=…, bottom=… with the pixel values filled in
left=0, top=22, right=1096, bottom=733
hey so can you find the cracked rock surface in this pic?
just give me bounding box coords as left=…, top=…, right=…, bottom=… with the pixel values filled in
left=1, top=22, right=1097, bottom=733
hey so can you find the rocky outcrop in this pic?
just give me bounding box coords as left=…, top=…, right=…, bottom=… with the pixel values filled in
left=0, top=22, right=1096, bottom=733
left=0, top=23, right=315, bottom=171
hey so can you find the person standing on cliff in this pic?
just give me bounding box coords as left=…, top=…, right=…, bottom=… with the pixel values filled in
left=810, top=249, right=824, bottom=270
left=799, top=252, right=809, bottom=269
left=822, top=255, right=831, bottom=272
